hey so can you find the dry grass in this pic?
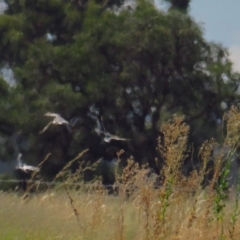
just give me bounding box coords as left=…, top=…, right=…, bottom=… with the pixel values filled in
left=1, top=188, right=240, bottom=240
left=2, top=107, right=240, bottom=239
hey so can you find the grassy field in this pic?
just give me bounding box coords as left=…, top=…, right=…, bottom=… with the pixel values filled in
left=0, top=186, right=240, bottom=240
left=0, top=189, right=149, bottom=240
left=2, top=108, right=240, bottom=239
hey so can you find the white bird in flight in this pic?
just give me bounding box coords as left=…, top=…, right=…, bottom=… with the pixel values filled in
left=95, top=116, right=130, bottom=143
left=15, top=153, right=40, bottom=173
left=39, top=112, right=72, bottom=134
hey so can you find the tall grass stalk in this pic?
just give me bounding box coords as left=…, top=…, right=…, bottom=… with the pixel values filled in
left=3, top=106, right=240, bottom=239
left=229, top=170, right=240, bottom=239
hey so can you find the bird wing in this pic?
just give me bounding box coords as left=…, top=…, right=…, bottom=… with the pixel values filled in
left=109, top=134, right=130, bottom=141
left=96, top=118, right=101, bottom=130
left=16, top=153, right=23, bottom=167
left=39, top=121, right=53, bottom=134
left=44, top=112, right=60, bottom=118
left=55, top=115, right=69, bottom=125
left=94, top=114, right=107, bottom=132
left=95, top=128, right=105, bottom=136
left=15, top=166, right=29, bottom=173
left=22, top=165, right=40, bottom=172
left=41, top=114, right=72, bottom=134
left=45, top=113, right=69, bottom=125
left=100, top=116, right=106, bottom=132
left=103, top=136, right=111, bottom=142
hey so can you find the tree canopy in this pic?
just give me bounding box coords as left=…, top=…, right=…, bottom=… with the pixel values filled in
left=164, top=0, right=190, bottom=12
left=0, top=0, right=239, bottom=179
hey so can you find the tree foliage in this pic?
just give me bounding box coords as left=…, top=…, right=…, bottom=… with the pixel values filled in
left=164, top=0, right=190, bottom=12
left=0, top=0, right=239, bottom=179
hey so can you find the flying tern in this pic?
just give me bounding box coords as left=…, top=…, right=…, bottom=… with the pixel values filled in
left=95, top=116, right=130, bottom=143
left=39, top=112, right=72, bottom=134
left=15, top=153, right=40, bottom=173
left=15, top=153, right=40, bottom=191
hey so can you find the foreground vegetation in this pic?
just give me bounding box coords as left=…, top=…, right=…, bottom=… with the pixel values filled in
left=2, top=107, right=240, bottom=240
left=1, top=180, right=240, bottom=239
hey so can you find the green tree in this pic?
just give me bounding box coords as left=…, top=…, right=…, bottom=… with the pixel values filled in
left=164, top=0, right=190, bottom=12
left=0, top=0, right=239, bottom=178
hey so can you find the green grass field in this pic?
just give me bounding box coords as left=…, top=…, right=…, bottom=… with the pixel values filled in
left=0, top=186, right=240, bottom=240
left=0, top=190, right=140, bottom=240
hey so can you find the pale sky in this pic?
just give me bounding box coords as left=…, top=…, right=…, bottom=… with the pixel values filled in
left=155, top=1, right=240, bottom=72
left=190, top=1, right=240, bottom=72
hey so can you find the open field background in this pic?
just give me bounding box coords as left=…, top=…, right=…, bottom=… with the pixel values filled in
left=1, top=185, right=240, bottom=240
